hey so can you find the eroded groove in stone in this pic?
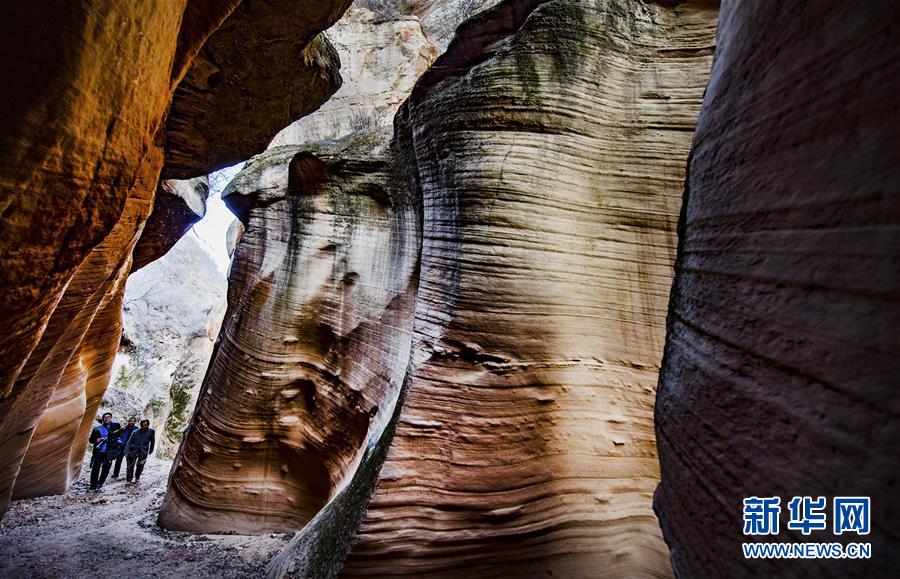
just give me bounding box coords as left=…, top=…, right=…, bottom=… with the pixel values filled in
left=342, top=0, right=718, bottom=576
left=653, top=1, right=900, bottom=576
left=1, top=146, right=157, bottom=510
left=0, top=1, right=235, bottom=514
left=158, top=131, right=420, bottom=533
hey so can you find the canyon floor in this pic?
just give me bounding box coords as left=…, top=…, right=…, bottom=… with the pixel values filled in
left=0, top=459, right=290, bottom=578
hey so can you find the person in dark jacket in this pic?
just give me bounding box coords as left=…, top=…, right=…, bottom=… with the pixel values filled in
left=88, top=412, right=120, bottom=491
left=111, top=417, right=138, bottom=478
left=105, top=421, right=126, bottom=478
left=124, top=419, right=155, bottom=483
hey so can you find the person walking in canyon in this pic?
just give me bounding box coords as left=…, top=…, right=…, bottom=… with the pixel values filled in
left=124, top=419, right=156, bottom=483
left=87, top=412, right=120, bottom=491
left=111, top=416, right=138, bottom=478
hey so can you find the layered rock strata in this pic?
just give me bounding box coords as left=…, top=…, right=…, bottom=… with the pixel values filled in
left=341, top=0, right=718, bottom=576
left=158, top=131, right=420, bottom=533
left=9, top=177, right=153, bottom=499
left=12, top=268, right=129, bottom=500
left=0, top=0, right=235, bottom=407
left=0, top=1, right=237, bottom=513
left=12, top=178, right=212, bottom=497
left=0, top=0, right=352, bottom=514
left=2, top=147, right=157, bottom=506
left=653, top=1, right=900, bottom=576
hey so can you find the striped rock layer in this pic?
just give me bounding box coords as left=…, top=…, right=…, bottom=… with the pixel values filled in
left=342, top=1, right=718, bottom=576
left=0, top=0, right=232, bottom=515
left=167, top=0, right=718, bottom=575
left=0, top=0, right=352, bottom=514
left=654, top=1, right=900, bottom=577
left=158, top=133, right=421, bottom=533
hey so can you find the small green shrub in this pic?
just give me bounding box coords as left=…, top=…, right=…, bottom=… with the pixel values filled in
left=146, top=397, right=166, bottom=414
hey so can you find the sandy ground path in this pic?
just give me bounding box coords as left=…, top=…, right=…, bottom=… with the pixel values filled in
left=0, top=459, right=290, bottom=578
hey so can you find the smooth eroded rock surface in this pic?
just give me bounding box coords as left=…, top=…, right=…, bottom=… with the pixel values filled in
left=11, top=182, right=153, bottom=500
left=162, top=0, right=353, bottom=179
left=0, top=0, right=353, bottom=515
left=0, top=0, right=239, bottom=513
left=158, top=132, right=420, bottom=533
left=653, top=1, right=900, bottom=576
left=130, top=177, right=209, bottom=271
left=342, top=0, right=717, bottom=576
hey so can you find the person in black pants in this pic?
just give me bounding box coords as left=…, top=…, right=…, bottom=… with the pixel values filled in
left=87, top=412, right=120, bottom=491
left=125, top=419, right=155, bottom=483
left=111, top=417, right=138, bottom=478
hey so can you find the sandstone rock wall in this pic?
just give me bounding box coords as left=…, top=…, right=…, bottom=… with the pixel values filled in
left=0, top=0, right=234, bottom=404
left=0, top=0, right=352, bottom=514
left=4, top=153, right=156, bottom=505
left=0, top=0, right=235, bottom=513
left=162, top=0, right=352, bottom=179
left=158, top=132, right=420, bottom=534
left=653, top=1, right=900, bottom=576
left=341, top=1, right=718, bottom=575
left=13, top=269, right=128, bottom=499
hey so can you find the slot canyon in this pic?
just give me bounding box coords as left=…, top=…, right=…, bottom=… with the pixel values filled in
left=0, top=0, right=897, bottom=578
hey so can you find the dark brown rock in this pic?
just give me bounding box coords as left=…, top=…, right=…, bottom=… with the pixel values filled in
left=161, top=0, right=353, bottom=179
left=653, top=1, right=900, bottom=577
left=131, top=177, right=209, bottom=272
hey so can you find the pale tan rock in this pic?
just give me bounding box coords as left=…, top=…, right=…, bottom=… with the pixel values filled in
left=226, top=219, right=246, bottom=259
left=12, top=275, right=127, bottom=500
left=158, top=132, right=420, bottom=534
left=341, top=0, right=717, bottom=576
left=270, top=0, right=499, bottom=146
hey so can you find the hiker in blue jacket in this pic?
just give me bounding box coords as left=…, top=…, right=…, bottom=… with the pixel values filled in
left=87, top=412, right=120, bottom=491
left=124, top=419, right=155, bottom=483
left=111, top=416, right=138, bottom=478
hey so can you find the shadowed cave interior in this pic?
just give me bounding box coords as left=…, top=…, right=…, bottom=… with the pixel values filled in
left=0, top=1, right=897, bottom=578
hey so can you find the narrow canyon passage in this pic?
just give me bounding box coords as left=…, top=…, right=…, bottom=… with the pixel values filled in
left=1, top=1, right=897, bottom=578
